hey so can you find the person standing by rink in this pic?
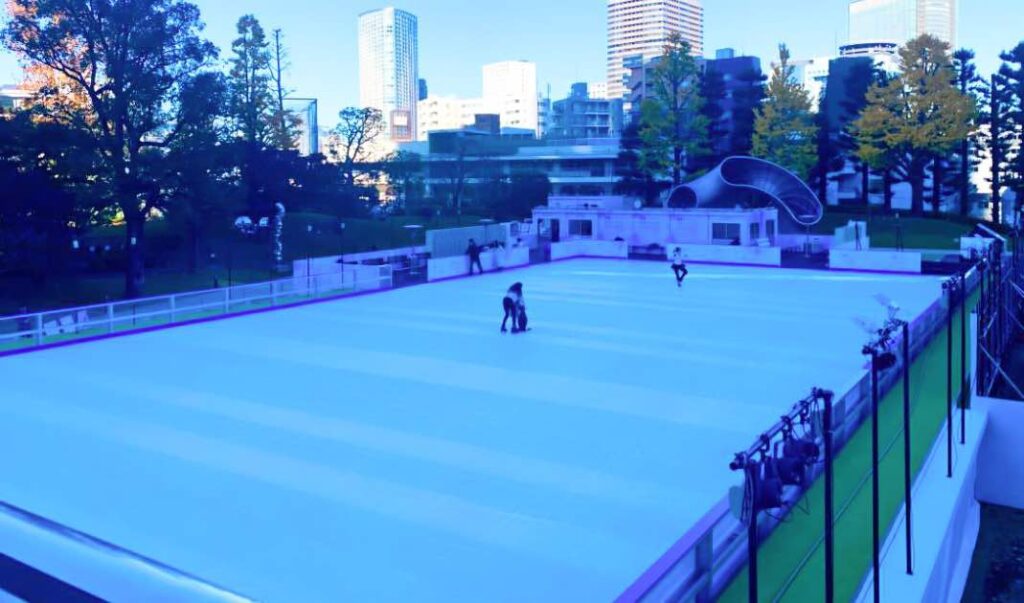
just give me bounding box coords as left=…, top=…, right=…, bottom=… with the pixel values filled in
left=501, top=282, right=524, bottom=333
left=467, top=238, right=485, bottom=275
left=670, top=247, right=689, bottom=287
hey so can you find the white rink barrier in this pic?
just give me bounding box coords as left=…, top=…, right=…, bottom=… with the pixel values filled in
left=829, top=249, right=923, bottom=273
left=550, top=240, right=629, bottom=261
left=0, top=501, right=250, bottom=602
left=664, top=243, right=782, bottom=266
left=427, top=247, right=530, bottom=282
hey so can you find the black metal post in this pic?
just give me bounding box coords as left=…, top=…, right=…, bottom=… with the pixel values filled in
left=945, top=279, right=954, bottom=478
left=871, top=351, right=881, bottom=603
left=960, top=269, right=968, bottom=445
left=902, top=321, right=913, bottom=575
left=747, top=461, right=759, bottom=603
left=979, top=264, right=986, bottom=393
left=823, top=390, right=836, bottom=603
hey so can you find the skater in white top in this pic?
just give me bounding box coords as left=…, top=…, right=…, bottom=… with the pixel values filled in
left=670, top=247, right=689, bottom=287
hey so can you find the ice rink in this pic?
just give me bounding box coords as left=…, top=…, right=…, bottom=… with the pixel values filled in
left=0, top=259, right=945, bottom=602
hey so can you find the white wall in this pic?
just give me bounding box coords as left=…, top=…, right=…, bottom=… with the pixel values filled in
left=550, top=240, right=629, bottom=261
left=829, top=249, right=923, bottom=273
left=426, top=247, right=530, bottom=282
left=665, top=243, right=782, bottom=266
left=975, top=397, right=1024, bottom=509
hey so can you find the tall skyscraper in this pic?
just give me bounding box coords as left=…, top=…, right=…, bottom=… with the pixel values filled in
left=358, top=7, right=419, bottom=143
left=482, top=61, right=540, bottom=135
left=607, top=0, right=704, bottom=100
left=848, top=0, right=957, bottom=49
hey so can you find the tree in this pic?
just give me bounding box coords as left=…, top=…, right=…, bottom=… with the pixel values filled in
left=952, top=49, right=982, bottom=216
left=329, top=107, right=385, bottom=187
left=824, top=57, right=877, bottom=206
left=268, top=28, right=301, bottom=150
left=615, top=120, right=667, bottom=205
left=753, top=45, right=818, bottom=181
left=638, top=33, right=709, bottom=186
left=162, top=72, right=240, bottom=273
left=1001, top=42, right=1024, bottom=217
left=228, top=15, right=273, bottom=146
left=697, top=66, right=727, bottom=171
left=854, top=35, right=975, bottom=216
left=385, top=150, right=424, bottom=211
left=4, top=0, right=218, bottom=297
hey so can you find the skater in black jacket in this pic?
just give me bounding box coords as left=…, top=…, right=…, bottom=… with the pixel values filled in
left=670, top=247, right=689, bottom=287
left=501, top=283, right=524, bottom=333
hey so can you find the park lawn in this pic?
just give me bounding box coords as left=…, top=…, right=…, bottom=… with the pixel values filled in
left=812, top=211, right=976, bottom=250
left=718, top=292, right=975, bottom=603
left=1, top=213, right=485, bottom=315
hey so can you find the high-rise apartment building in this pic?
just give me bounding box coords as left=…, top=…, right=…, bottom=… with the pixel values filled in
left=847, top=0, right=957, bottom=49
left=482, top=60, right=540, bottom=135
left=358, top=7, right=419, bottom=143
left=607, top=0, right=703, bottom=100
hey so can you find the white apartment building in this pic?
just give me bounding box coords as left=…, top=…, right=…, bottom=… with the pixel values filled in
left=418, top=60, right=541, bottom=140
left=358, top=7, right=419, bottom=143
left=483, top=61, right=540, bottom=135
left=607, top=0, right=704, bottom=100
left=417, top=96, right=486, bottom=139
left=848, top=0, right=957, bottom=49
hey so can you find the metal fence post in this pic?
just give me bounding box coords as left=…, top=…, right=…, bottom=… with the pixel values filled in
left=169, top=296, right=177, bottom=323
left=902, top=321, right=913, bottom=575
left=945, top=279, right=954, bottom=478
left=224, top=287, right=230, bottom=314
left=960, top=269, right=967, bottom=445
left=34, top=314, right=42, bottom=346
left=271, top=281, right=277, bottom=306
left=107, top=304, right=114, bottom=334
left=823, top=390, right=836, bottom=603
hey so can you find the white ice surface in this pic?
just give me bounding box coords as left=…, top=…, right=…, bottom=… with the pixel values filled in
left=0, top=259, right=944, bottom=602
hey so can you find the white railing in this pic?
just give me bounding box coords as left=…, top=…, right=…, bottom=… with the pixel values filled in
left=0, top=266, right=393, bottom=353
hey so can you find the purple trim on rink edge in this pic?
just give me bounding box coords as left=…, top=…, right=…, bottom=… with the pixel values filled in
left=615, top=496, right=731, bottom=602
left=0, top=256, right=934, bottom=360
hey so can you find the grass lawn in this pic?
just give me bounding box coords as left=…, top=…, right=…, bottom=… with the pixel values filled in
left=812, top=210, right=976, bottom=251
left=0, top=213, right=484, bottom=315
left=718, top=292, right=975, bottom=603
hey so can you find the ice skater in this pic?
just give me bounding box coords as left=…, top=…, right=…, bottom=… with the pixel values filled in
left=670, top=247, right=689, bottom=287
left=501, top=282, right=525, bottom=333
left=467, top=238, right=484, bottom=275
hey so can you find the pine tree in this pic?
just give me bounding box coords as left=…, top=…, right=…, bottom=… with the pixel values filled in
left=752, top=45, right=818, bottom=181
left=228, top=15, right=274, bottom=146
left=978, top=74, right=1015, bottom=224
left=638, top=33, right=709, bottom=186
left=1001, top=42, right=1024, bottom=216
left=952, top=49, right=982, bottom=216
left=854, top=35, right=975, bottom=216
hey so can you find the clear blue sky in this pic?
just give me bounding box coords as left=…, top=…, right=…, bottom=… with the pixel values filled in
left=1, top=0, right=1020, bottom=127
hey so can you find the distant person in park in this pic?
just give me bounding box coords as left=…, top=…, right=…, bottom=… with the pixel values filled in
left=895, top=214, right=905, bottom=251
left=670, top=247, right=689, bottom=288
left=501, top=282, right=524, bottom=333
left=854, top=222, right=863, bottom=250
left=467, top=238, right=484, bottom=275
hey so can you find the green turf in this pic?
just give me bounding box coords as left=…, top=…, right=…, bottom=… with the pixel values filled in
left=718, top=292, right=977, bottom=603
left=812, top=211, right=975, bottom=251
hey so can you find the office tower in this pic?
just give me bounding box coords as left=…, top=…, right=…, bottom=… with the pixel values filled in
left=607, top=0, right=703, bottom=100
left=358, top=7, right=419, bottom=143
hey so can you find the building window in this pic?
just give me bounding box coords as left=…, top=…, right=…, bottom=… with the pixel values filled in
left=712, top=223, right=741, bottom=243
left=750, top=223, right=760, bottom=241
left=569, top=220, right=593, bottom=237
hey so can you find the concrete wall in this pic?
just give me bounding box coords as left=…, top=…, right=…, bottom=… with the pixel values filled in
left=533, top=207, right=779, bottom=248
left=829, top=249, right=923, bottom=273
left=426, top=247, right=530, bottom=282
left=665, top=243, right=782, bottom=266
left=550, top=240, right=629, bottom=261
left=975, top=397, right=1024, bottom=509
